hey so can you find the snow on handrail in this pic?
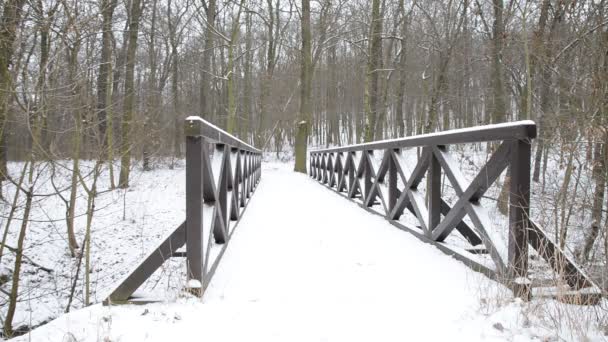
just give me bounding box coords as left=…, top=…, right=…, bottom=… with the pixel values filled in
left=311, top=120, right=536, bottom=153
left=185, top=116, right=260, bottom=153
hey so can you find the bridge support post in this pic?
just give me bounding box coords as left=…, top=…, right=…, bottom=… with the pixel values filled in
left=185, top=120, right=204, bottom=294
left=428, top=147, right=442, bottom=238
left=387, top=149, right=398, bottom=218
left=508, top=139, right=532, bottom=300
left=364, top=150, right=373, bottom=205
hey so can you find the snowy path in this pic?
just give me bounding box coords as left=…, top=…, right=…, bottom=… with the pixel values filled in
left=15, top=163, right=533, bottom=342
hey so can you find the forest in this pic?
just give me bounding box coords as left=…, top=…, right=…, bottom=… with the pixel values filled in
left=0, top=0, right=607, bottom=338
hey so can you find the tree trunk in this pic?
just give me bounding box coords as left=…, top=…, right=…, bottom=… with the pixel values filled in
left=490, top=0, right=506, bottom=125
left=118, top=0, right=144, bottom=188
left=581, top=141, right=606, bottom=262
left=168, top=0, right=181, bottom=161
left=3, top=185, right=33, bottom=337
left=243, top=11, right=253, bottom=142
left=327, top=37, right=338, bottom=146
left=200, top=0, right=216, bottom=120
left=96, top=0, right=118, bottom=156
left=363, top=0, right=383, bottom=142
left=533, top=0, right=562, bottom=183
left=226, top=0, right=245, bottom=135
left=66, top=33, right=82, bottom=256
left=0, top=0, right=28, bottom=183
left=395, top=0, right=409, bottom=138
left=294, top=0, right=312, bottom=173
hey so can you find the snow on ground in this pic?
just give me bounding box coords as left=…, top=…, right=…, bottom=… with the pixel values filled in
left=0, top=160, right=188, bottom=334
left=11, top=161, right=607, bottom=341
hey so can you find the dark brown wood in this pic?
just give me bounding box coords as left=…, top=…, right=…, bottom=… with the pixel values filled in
left=431, top=142, right=511, bottom=241
left=508, top=139, right=531, bottom=299
left=328, top=153, right=335, bottom=187
left=311, top=121, right=536, bottom=154
left=387, top=150, right=398, bottom=217
left=528, top=220, right=597, bottom=291
left=363, top=151, right=373, bottom=206
left=388, top=148, right=430, bottom=220
left=439, top=200, right=482, bottom=246
left=213, top=145, right=228, bottom=244
left=186, top=135, right=204, bottom=283
left=185, top=116, right=260, bottom=152
left=105, top=116, right=262, bottom=305
left=309, top=121, right=604, bottom=301
left=428, top=147, right=441, bottom=237
left=105, top=222, right=186, bottom=303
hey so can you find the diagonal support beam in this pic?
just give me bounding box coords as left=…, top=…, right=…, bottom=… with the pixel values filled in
left=388, top=147, right=431, bottom=221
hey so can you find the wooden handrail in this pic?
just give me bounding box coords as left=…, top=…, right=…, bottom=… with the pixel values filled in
left=105, top=116, right=262, bottom=304
left=311, top=120, right=536, bottom=153
left=309, top=120, right=601, bottom=303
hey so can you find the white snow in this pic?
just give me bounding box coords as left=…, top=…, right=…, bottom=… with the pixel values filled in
left=310, top=120, right=536, bottom=153
left=11, top=161, right=606, bottom=342
left=185, top=116, right=258, bottom=151
left=186, top=279, right=202, bottom=289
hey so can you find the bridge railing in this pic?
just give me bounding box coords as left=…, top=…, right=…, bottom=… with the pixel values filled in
left=309, top=121, right=600, bottom=302
left=105, top=116, right=261, bottom=304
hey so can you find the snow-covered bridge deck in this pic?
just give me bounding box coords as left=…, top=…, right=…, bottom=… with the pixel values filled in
left=16, top=164, right=510, bottom=341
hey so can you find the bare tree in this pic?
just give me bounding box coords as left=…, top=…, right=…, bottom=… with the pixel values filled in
left=294, top=0, right=312, bottom=173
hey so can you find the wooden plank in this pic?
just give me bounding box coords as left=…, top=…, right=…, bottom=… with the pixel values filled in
left=528, top=220, right=597, bottom=290
left=431, top=142, right=512, bottom=241
left=185, top=116, right=260, bottom=152
left=440, top=199, right=482, bottom=246
left=388, top=148, right=430, bottom=220
left=387, top=150, right=398, bottom=217
left=508, top=139, right=531, bottom=298
left=185, top=136, right=204, bottom=284
left=213, top=145, right=228, bottom=244
left=310, top=121, right=536, bottom=154
left=428, top=147, right=442, bottom=237
left=363, top=151, right=373, bottom=206
left=104, top=223, right=186, bottom=303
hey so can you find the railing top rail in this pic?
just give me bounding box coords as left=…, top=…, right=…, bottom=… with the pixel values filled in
left=185, top=116, right=261, bottom=153
left=310, top=120, right=536, bottom=154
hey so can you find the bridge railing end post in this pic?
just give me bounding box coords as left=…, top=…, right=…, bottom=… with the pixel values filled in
left=185, top=123, right=204, bottom=292
left=507, top=138, right=532, bottom=300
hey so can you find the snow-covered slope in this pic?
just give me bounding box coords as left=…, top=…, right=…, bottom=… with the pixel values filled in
left=11, top=162, right=605, bottom=341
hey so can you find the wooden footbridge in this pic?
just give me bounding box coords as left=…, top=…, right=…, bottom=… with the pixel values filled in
left=103, top=116, right=602, bottom=306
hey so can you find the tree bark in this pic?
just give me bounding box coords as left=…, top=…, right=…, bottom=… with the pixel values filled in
left=226, top=0, right=246, bottom=135
left=395, top=0, right=409, bottom=138
left=118, top=0, right=144, bottom=188
left=294, top=0, right=312, bottom=173
left=200, top=0, right=216, bottom=120
left=0, top=0, right=28, bottom=182
left=96, top=0, right=118, bottom=155
left=364, top=0, right=383, bottom=142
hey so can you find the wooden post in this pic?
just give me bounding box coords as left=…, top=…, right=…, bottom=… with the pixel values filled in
left=248, top=152, right=253, bottom=195
left=336, top=153, right=344, bottom=192
left=240, top=150, right=247, bottom=207
left=230, top=148, right=239, bottom=221
left=322, top=153, right=328, bottom=184
left=309, top=153, right=313, bottom=177
left=388, top=149, right=398, bottom=218
left=215, top=144, right=228, bottom=243
left=508, top=139, right=531, bottom=299
left=327, top=153, right=334, bottom=186
left=364, top=150, right=373, bottom=205
left=428, top=147, right=441, bottom=237
left=348, top=152, right=356, bottom=198
left=185, top=119, right=204, bottom=292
